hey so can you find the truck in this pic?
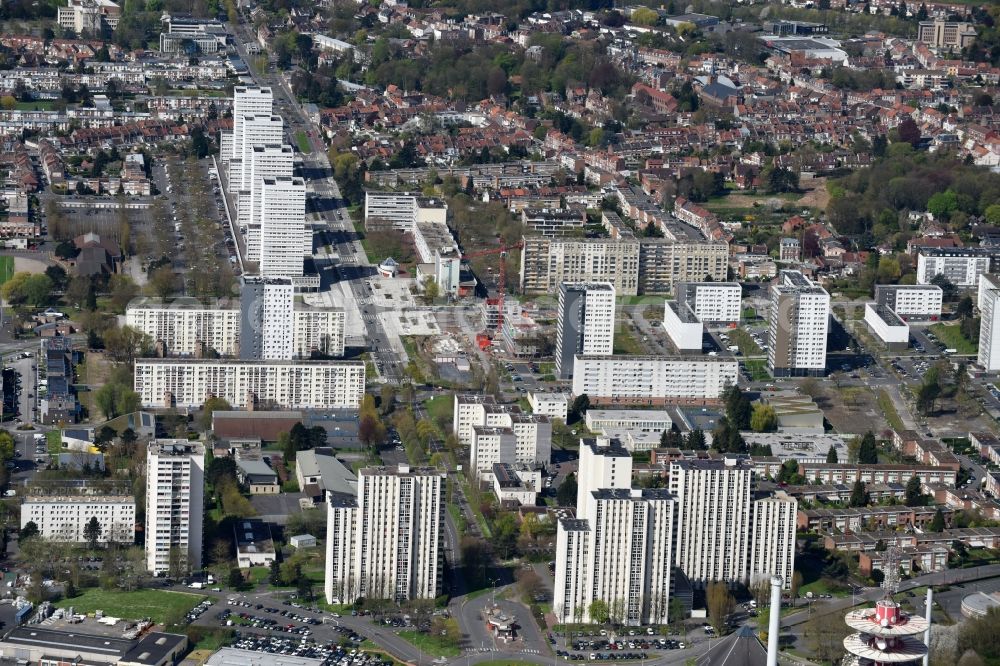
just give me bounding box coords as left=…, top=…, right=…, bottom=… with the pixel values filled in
left=188, top=582, right=205, bottom=590
left=944, top=348, right=958, bottom=354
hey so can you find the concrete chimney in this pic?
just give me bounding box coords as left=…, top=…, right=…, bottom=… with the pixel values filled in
left=923, top=587, right=933, bottom=666
left=766, top=575, right=783, bottom=666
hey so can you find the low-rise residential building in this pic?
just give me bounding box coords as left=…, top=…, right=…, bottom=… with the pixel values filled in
left=864, top=303, right=910, bottom=351
left=916, top=247, right=994, bottom=287
left=662, top=300, right=704, bottom=352
left=874, top=284, right=943, bottom=320
left=234, top=519, right=276, bottom=568
left=528, top=392, right=569, bottom=422
left=797, top=505, right=951, bottom=532
left=798, top=463, right=957, bottom=487
left=585, top=409, right=673, bottom=434
left=492, top=463, right=540, bottom=506
left=21, top=489, right=135, bottom=544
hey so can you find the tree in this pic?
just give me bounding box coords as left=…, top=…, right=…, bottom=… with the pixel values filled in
left=849, top=479, right=870, bottom=507
left=686, top=429, right=707, bottom=450
left=569, top=394, right=590, bottom=423
left=896, top=118, right=921, bottom=147
left=103, top=325, right=152, bottom=365
left=45, top=265, right=68, bottom=291
left=858, top=431, right=879, bottom=464
left=723, top=385, right=752, bottom=429
left=422, top=276, right=440, bottom=303
left=556, top=472, right=577, bottom=507
left=750, top=404, right=777, bottom=432
left=358, top=412, right=386, bottom=451
left=228, top=567, right=243, bottom=589
left=631, top=7, right=659, bottom=25
left=904, top=475, right=925, bottom=506
left=198, top=397, right=231, bottom=432
left=589, top=599, right=610, bottom=624
left=20, top=520, right=39, bottom=541
left=83, top=516, right=102, bottom=549
left=957, top=295, right=974, bottom=319
left=931, top=274, right=958, bottom=302
left=930, top=507, right=946, bottom=532
left=0, top=431, right=14, bottom=462
left=790, top=571, right=803, bottom=606
left=707, top=582, right=735, bottom=635
left=826, top=444, right=838, bottom=463
left=492, top=512, right=519, bottom=559
left=269, top=558, right=282, bottom=586
left=146, top=266, right=180, bottom=299
left=917, top=381, right=941, bottom=416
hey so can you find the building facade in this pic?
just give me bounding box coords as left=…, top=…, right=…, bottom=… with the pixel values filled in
left=325, top=465, right=444, bottom=604
left=980, top=275, right=1000, bottom=371
left=555, top=282, right=616, bottom=380
left=916, top=248, right=994, bottom=287
left=145, top=440, right=205, bottom=575
left=767, top=270, right=830, bottom=377
left=21, top=493, right=135, bottom=544
left=257, top=176, right=307, bottom=278
left=571, top=355, right=738, bottom=404
left=134, top=359, right=365, bottom=409
left=874, top=284, right=943, bottom=320
left=674, top=282, right=742, bottom=323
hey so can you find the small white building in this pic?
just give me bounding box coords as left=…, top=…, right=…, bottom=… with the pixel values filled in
left=528, top=392, right=569, bottom=422
left=585, top=409, right=673, bottom=434
left=492, top=463, right=540, bottom=506
left=235, top=519, right=276, bottom=568
left=864, top=303, right=909, bottom=351
left=290, top=534, right=317, bottom=549
left=663, top=300, right=704, bottom=352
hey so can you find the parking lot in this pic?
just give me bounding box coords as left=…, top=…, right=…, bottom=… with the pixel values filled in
left=229, top=632, right=390, bottom=666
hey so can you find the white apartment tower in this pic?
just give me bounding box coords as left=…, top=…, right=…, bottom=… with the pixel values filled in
left=669, top=458, right=753, bottom=587
left=240, top=277, right=294, bottom=360
left=674, top=282, right=742, bottom=323
left=231, top=114, right=284, bottom=197
left=750, top=493, right=798, bottom=587
left=239, top=144, right=294, bottom=226
left=325, top=465, right=445, bottom=604
left=554, top=488, right=675, bottom=626
left=555, top=282, right=616, bottom=380
left=576, top=437, right=633, bottom=520
left=452, top=395, right=552, bottom=477
left=145, top=440, right=205, bottom=575
left=228, top=86, right=273, bottom=165
left=979, top=273, right=1000, bottom=371
left=767, top=270, right=830, bottom=377
left=257, top=176, right=307, bottom=278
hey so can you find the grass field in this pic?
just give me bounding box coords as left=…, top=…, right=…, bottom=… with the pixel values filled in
left=424, top=394, right=453, bottom=432
left=295, top=130, right=313, bottom=154
left=743, top=359, right=770, bottom=381
left=876, top=390, right=905, bottom=432
left=398, top=629, right=461, bottom=658
left=727, top=329, right=762, bottom=356
left=929, top=323, right=978, bottom=355
left=613, top=323, right=644, bottom=355
left=46, top=430, right=61, bottom=454
left=15, top=100, right=57, bottom=111
left=55, top=588, right=205, bottom=624
left=0, top=256, right=13, bottom=285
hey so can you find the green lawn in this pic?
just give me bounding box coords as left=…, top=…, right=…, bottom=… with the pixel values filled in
left=743, top=359, right=771, bottom=381
left=728, top=329, right=762, bottom=356
left=15, top=100, right=56, bottom=111
left=398, top=629, right=461, bottom=658
left=0, top=256, right=13, bottom=286
left=929, top=323, right=978, bottom=355
left=613, top=323, right=644, bottom=355
left=295, top=130, right=313, bottom=154
left=46, top=430, right=62, bottom=455
left=424, top=395, right=453, bottom=432
left=876, top=390, right=905, bottom=432
left=168, top=89, right=228, bottom=98
left=56, top=588, right=205, bottom=624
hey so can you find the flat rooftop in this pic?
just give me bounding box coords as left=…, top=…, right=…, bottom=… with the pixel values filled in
left=587, top=409, right=673, bottom=421
left=868, top=303, right=907, bottom=327
left=667, top=300, right=699, bottom=323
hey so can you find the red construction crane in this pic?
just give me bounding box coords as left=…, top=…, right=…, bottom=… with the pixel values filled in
left=462, top=238, right=524, bottom=332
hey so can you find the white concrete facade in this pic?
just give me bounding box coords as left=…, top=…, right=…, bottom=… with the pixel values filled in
left=571, top=355, right=738, bottom=403
left=145, top=440, right=205, bottom=575
left=669, top=458, right=753, bottom=587
left=324, top=465, right=444, bottom=604
left=555, top=282, right=616, bottom=380
left=576, top=438, right=633, bottom=521
left=768, top=271, right=830, bottom=377
left=125, top=301, right=345, bottom=359
left=134, top=359, right=365, bottom=409
left=750, top=493, right=798, bottom=589
left=238, top=144, right=294, bottom=227
left=554, top=488, right=675, bottom=626
left=916, top=249, right=993, bottom=287
left=21, top=495, right=135, bottom=544
left=230, top=87, right=273, bottom=163
left=471, top=426, right=517, bottom=479
left=979, top=275, right=1000, bottom=371
left=257, top=176, right=306, bottom=278
left=662, top=301, right=704, bottom=351
left=675, top=282, right=742, bottom=323
left=528, top=392, right=569, bottom=422
left=864, top=303, right=910, bottom=347
left=585, top=410, right=672, bottom=434
left=874, top=284, right=943, bottom=319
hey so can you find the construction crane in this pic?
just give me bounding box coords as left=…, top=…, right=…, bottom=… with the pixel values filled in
left=462, top=238, right=524, bottom=337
